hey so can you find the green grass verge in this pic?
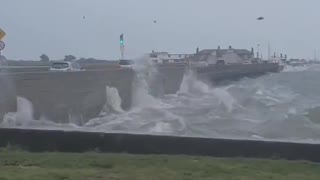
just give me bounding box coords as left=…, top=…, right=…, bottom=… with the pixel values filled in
left=0, top=149, right=320, bottom=180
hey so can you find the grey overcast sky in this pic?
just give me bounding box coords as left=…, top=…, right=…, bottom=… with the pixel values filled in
left=1, top=0, right=320, bottom=60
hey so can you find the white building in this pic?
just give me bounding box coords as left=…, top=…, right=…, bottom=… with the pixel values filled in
left=146, top=46, right=255, bottom=65
left=146, top=52, right=193, bottom=64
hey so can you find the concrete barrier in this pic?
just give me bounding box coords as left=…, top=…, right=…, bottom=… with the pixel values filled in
left=83, top=64, right=119, bottom=70
left=0, top=75, right=17, bottom=121
left=0, top=66, right=49, bottom=73
left=0, top=69, right=134, bottom=124
left=0, top=63, right=280, bottom=125
left=0, top=65, right=117, bottom=73
left=148, top=66, right=186, bottom=96
left=1, top=128, right=320, bottom=162
left=0, top=66, right=185, bottom=124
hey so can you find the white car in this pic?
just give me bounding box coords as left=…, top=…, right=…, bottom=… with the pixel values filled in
left=118, top=59, right=135, bottom=69
left=50, top=61, right=83, bottom=72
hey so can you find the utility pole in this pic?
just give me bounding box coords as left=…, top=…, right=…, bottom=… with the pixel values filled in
left=257, top=44, right=260, bottom=59
left=268, top=42, right=271, bottom=61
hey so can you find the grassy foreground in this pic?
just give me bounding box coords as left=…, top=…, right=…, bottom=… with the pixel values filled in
left=1, top=150, right=320, bottom=180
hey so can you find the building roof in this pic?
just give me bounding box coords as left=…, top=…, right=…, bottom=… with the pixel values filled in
left=198, top=49, right=252, bottom=55
left=148, top=52, right=169, bottom=56
left=148, top=52, right=192, bottom=56
left=186, top=48, right=254, bottom=62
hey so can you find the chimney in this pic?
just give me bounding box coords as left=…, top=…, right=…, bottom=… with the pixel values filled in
left=251, top=47, right=254, bottom=54
left=229, top=46, right=232, bottom=49
left=196, top=47, right=199, bottom=54
left=218, top=46, right=221, bottom=50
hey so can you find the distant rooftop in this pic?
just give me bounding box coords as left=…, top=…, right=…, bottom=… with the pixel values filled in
left=199, top=48, right=253, bottom=55
left=188, top=46, right=255, bottom=62
left=148, top=51, right=192, bottom=55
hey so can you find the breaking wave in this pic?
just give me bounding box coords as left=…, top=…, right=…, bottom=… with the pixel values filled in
left=283, top=65, right=309, bottom=72
left=3, top=64, right=320, bottom=143
left=1, top=97, right=80, bottom=130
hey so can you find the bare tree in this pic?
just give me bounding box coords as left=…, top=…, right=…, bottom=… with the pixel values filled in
left=40, top=54, right=50, bottom=62
left=64, top=55, right=77, bottom=62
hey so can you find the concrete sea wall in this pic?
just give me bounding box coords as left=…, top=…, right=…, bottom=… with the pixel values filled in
left=1, top=128, right=319, bottom=162
left=148, top=66, right=186, bottom=96
left=0, top=66, right=49, bottom=73
left=0, top=69, right=134, bottom=124
left=195, top=63, right=281, bottom=82
left=0, top=63, right=280, bottom=124
left=0, top=67, right=186, bottom=124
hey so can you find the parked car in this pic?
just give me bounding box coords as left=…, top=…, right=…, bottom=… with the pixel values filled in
left=49, top=61, right=83, bottom=72
left=118, top=59, right=135, bottom=69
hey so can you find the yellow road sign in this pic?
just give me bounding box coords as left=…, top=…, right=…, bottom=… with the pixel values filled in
left=0, top=28, right=6, bottom=40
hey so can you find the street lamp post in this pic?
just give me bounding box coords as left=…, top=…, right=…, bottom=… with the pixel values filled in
left=257, top=44, right=260, bottom=59
left=152, top=19, right=158, bottom=53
